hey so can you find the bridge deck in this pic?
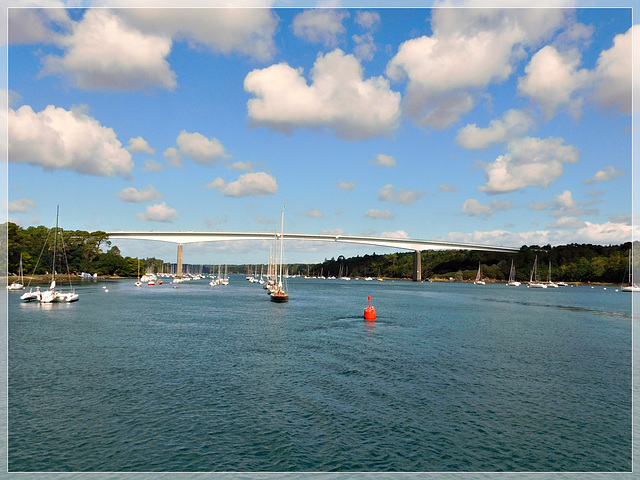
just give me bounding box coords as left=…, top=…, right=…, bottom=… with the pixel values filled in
left=106, top=231, right=520, bottom=253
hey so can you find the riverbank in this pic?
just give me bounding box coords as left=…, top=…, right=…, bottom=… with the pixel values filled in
left=4, top=274, right=622, bottom=287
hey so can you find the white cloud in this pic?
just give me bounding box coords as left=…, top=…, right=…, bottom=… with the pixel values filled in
left=175, top=130, right=230, bottom=165
left=41, top=9, right=176, bottom=91
left=136, top=202, right=177, bottom=223
left=353, top=32, right=376, bottom=62
left=227, top=161, right=254, bottom=171
left=142, top=159, right=164, bottom=172
left=373, top=153, right=396, bottom=167
left=299, top=208, right=324, bottom=219
left=461, top=198, right=512, bottom=217
left=364, top=209, right=395, bottom=220
left=592, top=25, right=635, bottom=114
left=443, top=220, right=636, bottom=247
left=548, top=216, right=586, bottom=229
left=582, top=165, right=625, bottom=185
left=549, top=190, right=597, bottom=218
left=163, top=147, right=182, bottom=168
left=439, top=184, right=458, bottom=192
left=126, top=136, right=155, bottom=154
left=518, top=45, right=589, bottom=118
left=6, top=198, right=36, bottom=214
left=337, top=181, right=356, bottom=190
left=119, top=7, right=278, bottom=62
left=456, top=109, right=534, bottom=149
left=378, top=184, right=425, bottom=205
left=478, top=136, right=578, bottom=194
left=386, top=8, right=570, bottom=128
left=8, top=7, right=72, bottom=45
left=206, top=172, right=278, bottom=197
left=381, top=230, right=410, bottom=239
left=355, top=11, right=380, bottom=30
left=245, top=49, right=401, bottom=140
left=117, top=184, right=162, bottom=203
left=9, top=104, right=133, bottom=178
left=292, top=9, right=349, bottom=47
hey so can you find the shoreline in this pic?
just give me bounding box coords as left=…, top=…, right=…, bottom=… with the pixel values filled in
left=3, top=274, right=622, bottom=287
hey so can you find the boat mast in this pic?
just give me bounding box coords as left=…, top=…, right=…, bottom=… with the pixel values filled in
left=52, top=205, right=59, bottom=285
left=279, top=206, right=285, bottom=287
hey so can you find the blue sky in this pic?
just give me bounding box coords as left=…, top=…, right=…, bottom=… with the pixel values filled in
left=4, top=1, right=638, bottom=265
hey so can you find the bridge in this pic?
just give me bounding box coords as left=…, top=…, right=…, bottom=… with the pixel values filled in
left=106, top=231, right=521, bottom=282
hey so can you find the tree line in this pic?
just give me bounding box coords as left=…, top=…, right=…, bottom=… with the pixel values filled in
left=308, top=243, right=637, bottom=284
left=3, top=222, right=636, bottom=284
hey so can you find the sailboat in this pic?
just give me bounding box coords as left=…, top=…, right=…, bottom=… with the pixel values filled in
left=7, top=253, right=25, bottom=290
left=474, top=261, right=485, bottom=285
left=39, top=207, right=79, bottom=303
left=270, top=207, right=289, bottom=303
left=546, top=260, right=558, bottom=288
left=135, top=259, right=142, bottom=287
left=528, top=255, right=547, bottom=288
left=506, top=259, right=521, bottom=286
left=622, top=249, right=640, bottom=292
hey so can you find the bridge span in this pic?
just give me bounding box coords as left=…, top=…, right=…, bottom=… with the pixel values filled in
left=106, top=231, right=520, bottom=282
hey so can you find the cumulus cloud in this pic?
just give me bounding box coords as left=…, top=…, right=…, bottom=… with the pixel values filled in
left=443, top=220, right=636, bottom=247
left=461, top=198, right=512, bottom=217
left=518, top=46, right=590, bottom=118
left=206, top=172, right=278, bottom=197
left=378, top=184, right=425, bottom=205
left=126, top=136, right=155, bottom=154
left=164, top=131, right=230, bottom=167
left=6, top=198, right=36, bottom=214
left=548, top=216, right=586, bottom=229
left=456, top=109, right=534, bottom=149
left=41, top=9, right=176, bottom=91
left=355, top=11, right=380, bottom=30
left=142, top=159, right=164, bottom=172
left=550, top=190, right=597, bottom=218
left=245, top=49, right=401, bottom=140
left=292, top=9, right=349, bottom=47
left=373, top=153, right=396, bottom=167
left=227, top=161, right=255, bottom=171
left=9, top=104, right=133, bottom=177
left=478, top=136, right=578, bottom=194
left=381, top=230, right=410, bottom=239
left=337, top=181, right=356, bottom=190
left=582, top=165, right=625, bottom=185
left=592, top=25, right=635, bottom=114
left=364, top=209, right=395, bottom=220
left=117, top=184, right=162, bottom=203
left=136, top=202, right=177, bottom=223
left=439, top=184, right=458, bottom=192
left=299, top=208, right=324, bottom=219
left=119, top=8, right=278, bottom=62
left=386, top=8, right=570, bottom=128
left=8, top=7, right=72, bottom=44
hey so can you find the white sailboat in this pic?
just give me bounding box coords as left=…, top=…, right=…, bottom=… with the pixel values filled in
left=40, top=207, right=79, bottom=303
left=7, top=253, right=25, bottom=290
left=528, top=255, right=547, bottom=288
left=622, top=249, right=640, bottom=292
left=135, top=259, right=142, bottom=287
left=474, top=261, right=485, bottom=285
left=506, top=259, right=521, bottom=286
left=546, top=260, right=558, bottom=288
left=270, top=207, right=289, bottom=303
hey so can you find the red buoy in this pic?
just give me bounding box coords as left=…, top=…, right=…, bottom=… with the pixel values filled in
left=364, top=295, right=376, bottom=320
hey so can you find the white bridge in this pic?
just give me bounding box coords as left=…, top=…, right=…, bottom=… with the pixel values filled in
left=107, top=231, right=520, bottom=281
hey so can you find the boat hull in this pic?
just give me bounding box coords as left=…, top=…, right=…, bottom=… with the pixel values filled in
left=270, top=292, right=289, bottom=303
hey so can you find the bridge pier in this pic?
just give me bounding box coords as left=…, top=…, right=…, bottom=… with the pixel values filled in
left=413, top=250, right=422, bottom=282
left=177, top=244, right=183, bottom=278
